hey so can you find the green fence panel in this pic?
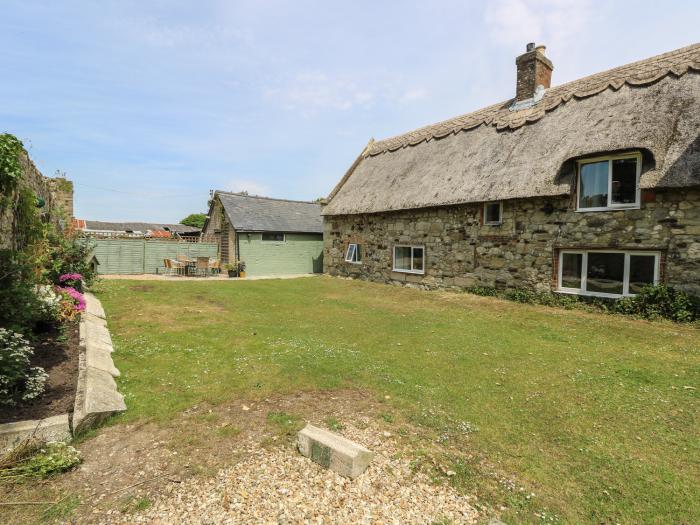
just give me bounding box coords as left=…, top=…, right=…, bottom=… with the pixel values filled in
left=91, top=239, right=145, bottom=275
left=90, top=239, right=218, bottom=274
left=238, top=233, right=323, bottom=276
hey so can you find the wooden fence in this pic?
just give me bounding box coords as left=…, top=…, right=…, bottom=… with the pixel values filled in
left=88, top=239, right=218, bottom=275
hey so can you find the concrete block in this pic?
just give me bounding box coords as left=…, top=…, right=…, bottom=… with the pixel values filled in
left=84, top=319, right=113, bottom=349
left=85, top=344, right=120, bottom=377
left=84, top=293, right=106, bottom=319
left=298, top=424, right=373, bottom=479
left=73, top=364, right=126, bottom=435
left=0, top=414, right=71, bottom=452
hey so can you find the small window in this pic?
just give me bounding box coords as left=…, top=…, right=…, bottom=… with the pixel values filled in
left=345, top=243, right=362, bottom=263
left=484, top=202, right=502, bottom=225
left=261, top=232, right=285, bottom=242
left=393, top=245, right=425, bottom=274
left=558, top=250, right=659, bottom=297
left=577, top=153, right=640, bottom=211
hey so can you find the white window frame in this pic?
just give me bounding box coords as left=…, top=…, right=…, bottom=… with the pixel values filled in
left=261, top=232, right=286, bottom=243
left=483, top=201, right=503, bottom=225
left=345, top=243, right=362, bottom=264
left=576, top=152, right=641, bottom=212
left=557, top=249, right=660, bottom=298
left=393, top=245, right=425, bottom=275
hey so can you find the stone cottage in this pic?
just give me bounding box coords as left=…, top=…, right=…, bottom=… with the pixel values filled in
left=203, top=191, right=323, bottom=276
left=322, top=43, right=700, bottom=298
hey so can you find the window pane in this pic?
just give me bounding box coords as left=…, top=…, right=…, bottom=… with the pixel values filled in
left=345, top=244, right=356, bottom=262
left=412, top=247, right=424, bottom=271
left=629, top=255, right=655, bottom=294
left=355, top=244, right=362, bottom=262
left=579, top=161, right=608, bottom=208
left=262, top=233, right=284, bottom=241
left=611, top=158, right=637, bottom=204
left=394, top=246, right=411, bottom=271
left=485, top=203, right=501, bottom=224
left=561, top=253, right=583, bottom=289
left=586, top=252, right=624, bottom=295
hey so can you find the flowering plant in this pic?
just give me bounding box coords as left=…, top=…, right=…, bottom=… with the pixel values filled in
left=0, top=328, right=48, bottom=405
left=54, top=286, right=86, bottom=321
left=58, top=273, right=83, bottom=292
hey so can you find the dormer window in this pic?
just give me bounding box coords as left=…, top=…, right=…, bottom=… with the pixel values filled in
left=577, top=153, right=641, bottom=211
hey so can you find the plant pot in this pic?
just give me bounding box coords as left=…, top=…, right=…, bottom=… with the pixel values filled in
left=239, top=271, right=246, bottom=278
left=227, top=270, right=238, bottom=278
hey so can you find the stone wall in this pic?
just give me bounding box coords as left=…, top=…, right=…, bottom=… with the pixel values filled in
left=323, top=187, right=700, bottom=296
left=0, top=151, right=74, bottom=251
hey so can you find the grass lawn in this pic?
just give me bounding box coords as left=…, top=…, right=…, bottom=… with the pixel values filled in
left=95, top=276, right=699, bottom=524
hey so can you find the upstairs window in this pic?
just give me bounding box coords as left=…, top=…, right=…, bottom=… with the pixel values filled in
left=484, top=202, right=503, bottom=225
left=345, top=243, right=362, bottom=263
left=577, top=153, right=640, bottom=211
left=558, top=250, right=659, bottom=297
left=261, top=232, right=285, bottom=242
left=393, top=245, right=424, bottom=274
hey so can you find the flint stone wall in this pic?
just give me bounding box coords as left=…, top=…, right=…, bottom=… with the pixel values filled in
left=323, top=188, right=700, bottom=296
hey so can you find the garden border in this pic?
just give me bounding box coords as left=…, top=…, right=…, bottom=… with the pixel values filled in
left=0, top=293, right=125, bottom=451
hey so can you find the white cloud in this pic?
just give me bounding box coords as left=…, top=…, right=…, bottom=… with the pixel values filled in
left=485, top=0, right=593, bottom=52
left=224, top=178, right=269, bottom=196
left=265, top=71, right=374, bottom=117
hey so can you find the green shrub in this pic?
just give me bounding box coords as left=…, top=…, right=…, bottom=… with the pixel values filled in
left=0, top=328, right=47, bottom=405
left=465, top=283, right=698, bottom=323
left=0, top=251, right=50, bottom=333
left=613, top=284, right=698, bottom=322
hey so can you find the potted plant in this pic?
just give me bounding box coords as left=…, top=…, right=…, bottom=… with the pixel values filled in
left=237, top=260, right=247, bottom=278
left=223, top=263, right=238, bottom=278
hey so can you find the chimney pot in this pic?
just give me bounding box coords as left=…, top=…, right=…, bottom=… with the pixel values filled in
left=515, top=43, right=553, bottom=102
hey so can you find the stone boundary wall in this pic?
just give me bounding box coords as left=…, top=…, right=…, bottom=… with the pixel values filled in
left=0, top=294, right=125, bottom=451
left=323, top=188, right=700, bottom=296
left=0, top=149, right=73, bottom=251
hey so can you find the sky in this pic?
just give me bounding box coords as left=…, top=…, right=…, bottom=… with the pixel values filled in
left=1, top=1, right=698, bottom=223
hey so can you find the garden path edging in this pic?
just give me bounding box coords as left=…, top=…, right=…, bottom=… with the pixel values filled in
left=72, top=293, right=126, bottom=435
left=0, top=293, right=126, bottom=451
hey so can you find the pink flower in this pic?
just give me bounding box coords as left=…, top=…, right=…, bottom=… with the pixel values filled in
left=59, top=273, right=83, bottom=283
left=56, top=286, right=86, bottom=312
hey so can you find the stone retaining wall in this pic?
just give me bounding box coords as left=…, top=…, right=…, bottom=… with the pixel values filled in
left=323, top=188, right=700, bottom=296
left=0, top=294, right=125, bottom=451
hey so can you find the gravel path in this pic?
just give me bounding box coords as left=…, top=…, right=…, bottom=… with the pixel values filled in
left=102, top=423, right=478, bottom=524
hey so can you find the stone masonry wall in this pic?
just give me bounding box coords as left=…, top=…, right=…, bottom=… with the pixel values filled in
left=323, top=188, right=700, bottom=297
left=1, top=152, right=69, bottom=251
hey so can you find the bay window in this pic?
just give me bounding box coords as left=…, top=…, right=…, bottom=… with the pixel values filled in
left=558, top=250, right=659, bottom=297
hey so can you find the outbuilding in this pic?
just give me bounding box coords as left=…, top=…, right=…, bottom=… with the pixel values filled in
left=202, top=191, right=323, bottom=276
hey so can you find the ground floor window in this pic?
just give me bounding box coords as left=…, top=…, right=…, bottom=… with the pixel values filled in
left=393, top=245, right=424, bottom=274
left=484, top=201, right=503, bottom=225
left=558, top=250, right=659, bottom=297
left=345, top=243, right=361, bottom=263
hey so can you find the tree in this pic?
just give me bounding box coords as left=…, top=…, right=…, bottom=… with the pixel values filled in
left=180, top=213, right=207, bottom=229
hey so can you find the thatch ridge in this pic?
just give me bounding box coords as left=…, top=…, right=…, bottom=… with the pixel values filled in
left=323, top=43, right=700, bottom=216
left=368, top=43, right=700, bottom=155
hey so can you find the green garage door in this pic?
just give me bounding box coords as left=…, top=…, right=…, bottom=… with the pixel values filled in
left=238, top=232, right=323, bottom=276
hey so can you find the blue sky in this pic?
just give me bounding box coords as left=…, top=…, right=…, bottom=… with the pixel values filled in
left=2, top=1, right=698, bottom=222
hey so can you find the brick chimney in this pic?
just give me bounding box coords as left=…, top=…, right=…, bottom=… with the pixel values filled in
left=515, top=43, right=553, bottom=102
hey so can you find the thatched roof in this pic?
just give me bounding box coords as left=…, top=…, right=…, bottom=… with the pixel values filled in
left=216, top=192, right=323, bottom=233
left=324, top=43, right=700, bottom=216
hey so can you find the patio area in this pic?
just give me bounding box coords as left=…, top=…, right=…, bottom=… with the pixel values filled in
left=99, top=273, right=319, bottom=281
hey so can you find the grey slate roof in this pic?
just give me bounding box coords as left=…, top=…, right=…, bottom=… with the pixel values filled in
left=84, top=221, right=200, bottom=234
left=216, top=192, right=323, bottom=233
